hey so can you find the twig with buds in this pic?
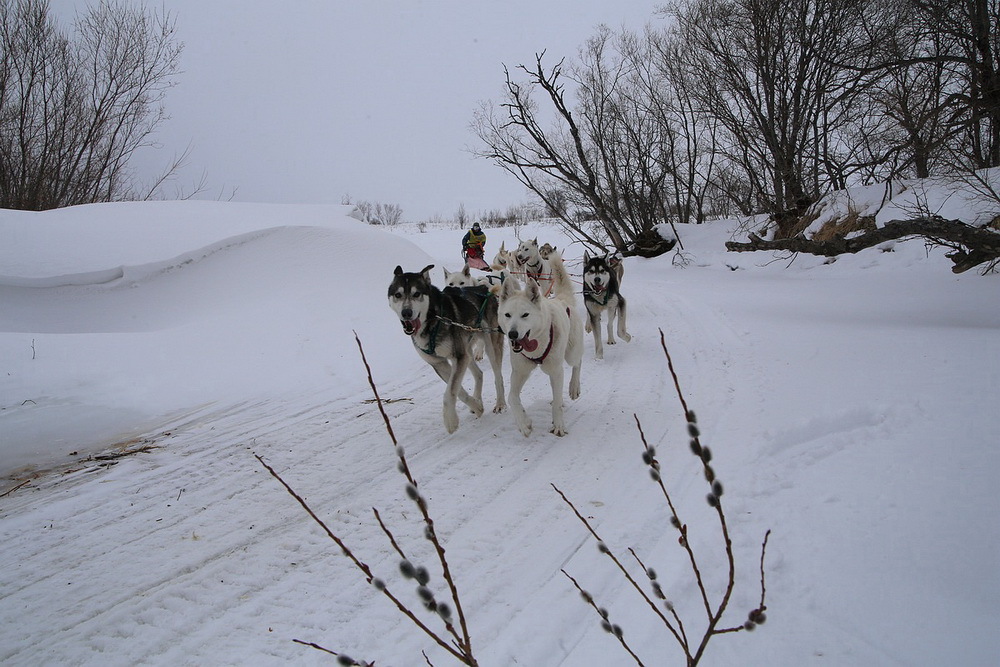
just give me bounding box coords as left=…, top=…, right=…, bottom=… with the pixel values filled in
left=556, top=329, right=771, bottom=666
left=252, top=332, right=479, bottom=666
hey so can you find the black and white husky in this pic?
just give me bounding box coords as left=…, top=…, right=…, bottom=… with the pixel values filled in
left=582, top=251, right=632, bottom=360
left=388, top=265, right=506, bottom=433
left=498, top=252, right=583, bottom=437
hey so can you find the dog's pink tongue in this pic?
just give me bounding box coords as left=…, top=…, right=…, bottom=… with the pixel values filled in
left=519, top=336, right=539, bottom=352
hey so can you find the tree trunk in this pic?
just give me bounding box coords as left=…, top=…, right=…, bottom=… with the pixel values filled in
left=725, top=217, right=1000, bottom=273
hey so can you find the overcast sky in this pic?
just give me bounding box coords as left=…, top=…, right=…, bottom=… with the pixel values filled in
left=53, top=1, right=660, bottom=221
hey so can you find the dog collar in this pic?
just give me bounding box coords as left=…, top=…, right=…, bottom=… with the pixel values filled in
left=520, top=324, right=555, bottom=364
left=584, top=286, right=611, bottom=306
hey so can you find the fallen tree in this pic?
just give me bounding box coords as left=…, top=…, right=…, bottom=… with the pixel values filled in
left=725, top=217, right=1000, bottom=273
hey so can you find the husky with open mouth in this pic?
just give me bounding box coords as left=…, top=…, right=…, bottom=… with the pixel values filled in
left=497, top=251, right=583, bottom=437
left=510, top=238, right=555, bottom=297
left=388, top=265, right=505, bottom=433
left=582, top=251, right=632, bottom=359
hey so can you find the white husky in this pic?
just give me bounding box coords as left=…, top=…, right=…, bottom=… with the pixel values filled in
left=511, top=238, right=555, bottom=297
left=498, top=251, right=584, bottom=437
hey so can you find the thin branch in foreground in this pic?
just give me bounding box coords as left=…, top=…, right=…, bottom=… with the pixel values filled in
left=557, top=331, right=772, bottom=666
left=291, top=639, right=372, bottom=665
left=562, top=569, right=647, bottom=666
left=252, top=333, right=479, bottom=665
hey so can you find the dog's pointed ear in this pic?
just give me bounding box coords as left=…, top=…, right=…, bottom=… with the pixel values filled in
left=394, top=265, right=404, bottom=276
left=421, top=264, right=435, bottom=279
left=462, top=265, right=471, bottom=277
left=499, top=241, right=506, bottom=251
left=526, top=278, right=542, bottom=303
left=442, top=266, right=449, bottom=279
left=584, top=250, right=591, bottom=263
left=499, top=272, right=518, bottom=300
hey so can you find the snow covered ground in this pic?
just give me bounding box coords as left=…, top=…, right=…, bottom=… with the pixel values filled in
left=1, top=197, right=998, bottom=666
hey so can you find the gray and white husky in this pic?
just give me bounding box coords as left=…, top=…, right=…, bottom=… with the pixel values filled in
left=388, top=265, right=506, bottom=433
left=498, top=251, right=583, bottom=437
left=582, top=251, right=632, bottom=360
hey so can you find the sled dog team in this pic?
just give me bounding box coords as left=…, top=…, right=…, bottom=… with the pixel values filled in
left=388, top=238, right=632, bottom=437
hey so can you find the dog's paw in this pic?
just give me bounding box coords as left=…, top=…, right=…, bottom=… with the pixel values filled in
left=585, top=322, right=592, bottom=334
left=469, top=398, right=484, bottom=417
left=569, top=383, right=581, bottom=400
left=444, top=407, right=459, bottom=433
left=607, top=338, right=616, bottom=345
left=517, top=418, right=533, bottom=437
left=492, top=400, right=506, bottom=414
left=551, top=423, right=568, bottom=436
left=621, top=332, right=632, bottom=343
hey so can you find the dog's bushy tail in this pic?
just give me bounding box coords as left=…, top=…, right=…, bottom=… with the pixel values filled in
left=547, top=251, right=575, bottom=306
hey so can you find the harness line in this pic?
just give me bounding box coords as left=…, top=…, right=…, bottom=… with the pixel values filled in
left=417, top=319, right=442, bottom=355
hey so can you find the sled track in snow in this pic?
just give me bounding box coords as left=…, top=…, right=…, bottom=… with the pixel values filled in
left=0, top=257, right=763, bottom=665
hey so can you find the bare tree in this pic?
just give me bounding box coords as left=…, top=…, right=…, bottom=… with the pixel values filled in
left=473, top=52, right=677, bottom=256
left=907, top=0, right=1000, bottom=170
left=0, top=0, right=182, bottom=210
left=663, top=0, right=882, bottom=237
left=352, top=199, right=403, bottom=225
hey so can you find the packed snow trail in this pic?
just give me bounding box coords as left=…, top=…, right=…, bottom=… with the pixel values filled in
left=1, top=208, right=998, bottom=665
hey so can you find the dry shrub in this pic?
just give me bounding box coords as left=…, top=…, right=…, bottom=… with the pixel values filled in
left=810, top=209, right=877, bottom=242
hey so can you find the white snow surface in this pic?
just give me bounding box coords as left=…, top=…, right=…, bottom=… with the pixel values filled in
left=1, top=197, right=998, bottom=666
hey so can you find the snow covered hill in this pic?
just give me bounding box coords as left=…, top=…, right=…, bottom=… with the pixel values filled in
left=1, top=200, right=998, bottom=665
